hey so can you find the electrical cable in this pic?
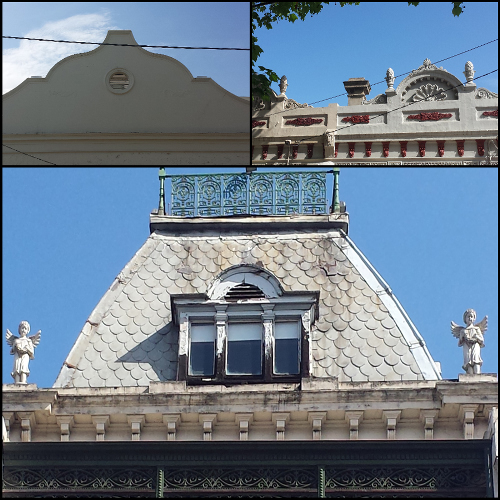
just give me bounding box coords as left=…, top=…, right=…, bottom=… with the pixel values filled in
left=2, top=144, right=58, bottom=165
left=256, top=39, right=498, bottom=118
left=2, top=35, right=249, bottom=50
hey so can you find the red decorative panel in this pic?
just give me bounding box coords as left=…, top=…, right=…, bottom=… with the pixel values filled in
left=482, top=110, right=498, bottom=117
left=342, top=115, right=370, bottom=124
left=277, top=144, right=284, bottom=159
left=382, top=142, right=390, bottom=157
left=456, top=140, right=465, bottom=157
left=364, top=142, right=372, bottom=157
left=285, top=117, right=323, bottom=126
left=437, top=141, right=445, bottom=157
left=292, top=145, right=298, bottom=159
left=348, top=142, right=355, bottom=158
left=399, top=141, right=408, bottom=157
left=307, top=144, right=314, bottom=159
left=407, top=112, right=452, bottom=121
left=476, top=139, right=485, bottom=156
left=262, top=145, right=268, bottom=160
left=418, top=141, right=426, bottom=157
left=335, top=143, right=339, bottom=158
left=252, top=120, right=266, bottom=128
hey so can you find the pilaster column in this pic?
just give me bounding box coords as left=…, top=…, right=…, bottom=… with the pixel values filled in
left=382, top=410, right=401, bottom=440
left=92, top=415, right=110, bottom=441
left=308, top=412, right=327, bottom=440
left=56, top=416, right=74, bottom=442
left=419, top=410, right=439, bottom=440
left=163, top=414, right=181, bottom=441
left=272, top=412, right=290, bottom=441
left=127, top=415, right=145, bottom=441
left=17, top=412, right=35, bottom=442
left=459, top=404, right=478, bottom=440
left=345, top=411, right=364, bottom=440
left=199, top=414, right=217, bottom=441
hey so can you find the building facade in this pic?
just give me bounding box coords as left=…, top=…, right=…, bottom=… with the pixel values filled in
left=252, top=59, right=498, bottom=164
left=2, top=31, right=250, bottom=165
left=3, top=169, right=497, bottom=497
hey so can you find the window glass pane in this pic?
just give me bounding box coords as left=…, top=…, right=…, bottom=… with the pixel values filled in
left=227, top=323, right=262, bottom=375
left=274, top=321, right=300, bottom=375
left=189, top=324, right=215, bottom=376
left=275, top=321, right=300, bottom=339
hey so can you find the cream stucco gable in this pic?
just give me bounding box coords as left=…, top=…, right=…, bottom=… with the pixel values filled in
left=2, top=30, right=250, bottom=165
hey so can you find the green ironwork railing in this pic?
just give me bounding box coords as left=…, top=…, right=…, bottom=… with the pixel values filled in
left=158, top=169, right=340, bottom=217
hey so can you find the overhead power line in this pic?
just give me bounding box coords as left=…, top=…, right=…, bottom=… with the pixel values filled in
left=2, top=144, right=57, bottom=165
left=2, top=35, right=249, bottom=51
left=259, top=38, right=498, bottom=118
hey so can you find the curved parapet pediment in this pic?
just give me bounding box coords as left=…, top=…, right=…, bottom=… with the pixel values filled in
left=396, top=58, right=463, bottom=103
left=3, top=30, right=248, bottom=135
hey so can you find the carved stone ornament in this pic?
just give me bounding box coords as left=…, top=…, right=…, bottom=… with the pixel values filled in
left=284, top=98, right=311, bottom=110
left=385, top=68, right=395, bottom=89
left=463, top=61, right=475, bottom=84
left=409, top=58, right=444, bottom=77
left=279, top=75, right=288, bottom=96
left=5, top=321, right=41, bottom=384
left=412, top=83, right=447, bottom=102
left=475, top=88, right=499, bottom=99
left=451, top=309, right=487, bottom=374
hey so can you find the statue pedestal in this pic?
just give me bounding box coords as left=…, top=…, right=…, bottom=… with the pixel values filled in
left=458, top=373, right=497, bottom=382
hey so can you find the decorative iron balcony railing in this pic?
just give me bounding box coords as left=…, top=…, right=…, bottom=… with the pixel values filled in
left=157, top=169, right=341, bottom=217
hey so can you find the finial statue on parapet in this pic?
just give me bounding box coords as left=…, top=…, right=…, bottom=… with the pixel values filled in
left=451, top=309, right=487, bottom=374
left=5, top=321, right=41, bottom=384
left=279, top=75, right=288, bottom=96
left=385, top=68, right=395, bottom=89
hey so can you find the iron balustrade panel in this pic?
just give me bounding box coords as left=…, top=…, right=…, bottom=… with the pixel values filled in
left=2, top=440, right=492, bottom=498
left=170, top=171, right=328, bottom=217
left=2, top=466, right=156, bottom=498
left=324, top=465, right=488, bottom=497
left=162, top=466, right=317, bottom=496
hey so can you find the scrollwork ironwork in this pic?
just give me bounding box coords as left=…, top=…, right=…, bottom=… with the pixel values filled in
left=3, top=467, right=155, bottom=492
left=170, top=172, right=328, bottom=217
left=163, top=467, right=317, bottom=491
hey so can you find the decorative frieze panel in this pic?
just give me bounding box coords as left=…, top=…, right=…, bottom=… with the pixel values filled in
left=3, top=467, right=155, bottom=495
left=408, top=112, right=453, bottom=121
left=285, top=117, right=323, bottom=126
left=163, top=466, right=317, bottom=493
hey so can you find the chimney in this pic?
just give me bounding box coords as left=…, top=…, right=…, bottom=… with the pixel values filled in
left=343, top=78, right=371, bottom=106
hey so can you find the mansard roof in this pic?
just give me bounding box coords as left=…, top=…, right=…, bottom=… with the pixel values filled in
left=53, top=214, right=441, bottom=388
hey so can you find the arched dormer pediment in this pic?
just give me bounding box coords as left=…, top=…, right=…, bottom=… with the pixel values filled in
left=208, top=265, right=284, bottom=300
left=396, top=59, right=463, bottom=103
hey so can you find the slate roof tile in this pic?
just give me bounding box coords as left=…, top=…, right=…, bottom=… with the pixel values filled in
left=53, top=228, right=441, bottom=388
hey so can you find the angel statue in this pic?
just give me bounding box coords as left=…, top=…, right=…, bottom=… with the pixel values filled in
left=6, top=321, right=41, bottom=384
left=451, top=309, right=487, bottom=375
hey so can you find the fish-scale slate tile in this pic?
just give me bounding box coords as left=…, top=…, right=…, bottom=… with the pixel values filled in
left=53, top=230, right=439, bottom=388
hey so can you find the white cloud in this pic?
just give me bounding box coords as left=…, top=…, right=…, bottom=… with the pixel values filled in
left=3, top=12, right=118, bottom=94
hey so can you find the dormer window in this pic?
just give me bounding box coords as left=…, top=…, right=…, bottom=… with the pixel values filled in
left=172, top=266, right=318, bottom=385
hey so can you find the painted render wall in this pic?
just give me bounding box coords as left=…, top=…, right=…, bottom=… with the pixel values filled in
left=2, top=31, right=250, bottom=165
left=252, top=60, right=498, bottom=164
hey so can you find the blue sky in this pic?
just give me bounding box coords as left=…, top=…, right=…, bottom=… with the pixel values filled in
left=2, top=2, right=249, bottom=96
left=2, top=167, right=497, bottom=388
left=254, top=2, right=498, bottom=107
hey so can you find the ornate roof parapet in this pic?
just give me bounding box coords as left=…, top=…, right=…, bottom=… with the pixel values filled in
left=396, top=58, right=462, bottom=103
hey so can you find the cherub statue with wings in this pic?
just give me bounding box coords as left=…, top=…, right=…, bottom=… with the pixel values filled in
left=451, top=309, right=487, bottom=375
left=6, top=321, right=41, bottom=384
